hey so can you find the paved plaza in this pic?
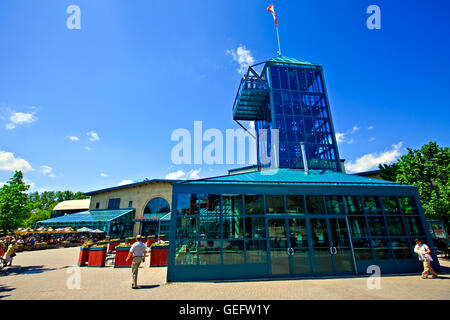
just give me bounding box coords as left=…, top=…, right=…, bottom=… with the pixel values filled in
left=1, top=247, right=449, bottom=300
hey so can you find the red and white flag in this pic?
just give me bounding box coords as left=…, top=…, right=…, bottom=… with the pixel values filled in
left=267, top=4, right=277, bottom=27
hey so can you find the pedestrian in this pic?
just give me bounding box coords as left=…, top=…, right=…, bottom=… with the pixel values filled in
left=126, top=235, right=147, bottom=289
left=414, top=238, right=438, bottom=279
left=5, top=239, right=18, bottom=266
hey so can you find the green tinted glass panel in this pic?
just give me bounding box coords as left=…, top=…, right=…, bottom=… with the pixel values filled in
left=223, top=240, right=244, bottom=264
left=246, top=240, right=267, bottom=264
left=222, top=216, right=244, bottom=239
left=325, top=195, right=345, bottom=214
left=381, top=196, right=400, bottom=214
left=198, top=194, right=220, bottom=215
left=244, top=195, right=264, bottom=215
left=405, top=217, right=425, bottom=236
left=352, top=239, right=373, bottom=260
left=391, top=238, right=413, bottom=259
left=372, top=238, right=392, bottom=260
left=364, top=196, right=382, bottom=215
left=387, top=216, right=406, bottom=236
left=176, top=193, right=198, bottom=215
left=245, top=217, right=266, bottom=239
left=367, top=217, right=388, bottom=236
left=175, top=240, right=198, bottom=265
left=399, top=196, right=419, bottom=214
left=345, top=196, right=364, bottom=214
left=348, top=217, right=368, bottom=237
left=286, top=195, right=305, bottom=214
left=176, top=217, right=198, bottom=240
left=198, top=240, right=221, bottom=265
left=199, top=215, right=220, bottom=239
left=306, top=195, right=325, bottom=214
left=265, top=195, right=285, bottom=214
left=222, top=195, right=243, bottom=215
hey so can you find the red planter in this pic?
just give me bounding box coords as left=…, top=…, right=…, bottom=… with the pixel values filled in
left=88, top=247, right=107, bottom=267
left=78, top=247, right=90, bottom=266
left=146, top=236, right=156, bottom=247
left=108, top=241, right=121, bottom=252
left=125, top=239, right=136, bottom=245
left=150, top=246, right=168, bottom=267
left=114, top=247, right=132, bottom=268
left=158, top=235, right=166, bottom=242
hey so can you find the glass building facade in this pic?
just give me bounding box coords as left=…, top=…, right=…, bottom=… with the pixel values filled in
left=167, top=55, right=439, bottom=282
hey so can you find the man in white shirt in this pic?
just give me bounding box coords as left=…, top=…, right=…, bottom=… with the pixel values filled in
left=414, top=238, right=438, bottom=279
left=126, top=235, right=147, bottom=289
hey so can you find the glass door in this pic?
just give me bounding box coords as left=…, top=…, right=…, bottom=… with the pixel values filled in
left=309, top=218, right=334, bottom=273
left=288, top=218, right=311, bottom=274
left=268, top=218, right=290, bottom=274
left=329, top=218, right=355, bottom=273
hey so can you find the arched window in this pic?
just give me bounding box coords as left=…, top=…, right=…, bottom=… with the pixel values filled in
left=144, top=197, right=170, bottom=215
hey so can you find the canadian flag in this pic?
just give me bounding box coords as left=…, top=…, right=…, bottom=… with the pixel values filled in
left=267, top=4, right=277, bottom=27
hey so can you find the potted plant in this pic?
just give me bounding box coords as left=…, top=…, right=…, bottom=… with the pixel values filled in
left=114, top=243, right=132, bottom=268
left=78, top=241, right=93, bottom=266
left=88, top=244, right=107, bottom=267
left=150, top=242, right=169, bottom=267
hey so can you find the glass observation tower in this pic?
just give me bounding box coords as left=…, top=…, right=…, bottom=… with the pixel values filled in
left=232, top=56, right=342, bottom=172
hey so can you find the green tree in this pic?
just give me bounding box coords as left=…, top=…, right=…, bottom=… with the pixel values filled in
left=379, top=142, right=450, bottom=230
left=0, top=171, right=31, bottom=231
left=26, top=208, right=51, bottom=228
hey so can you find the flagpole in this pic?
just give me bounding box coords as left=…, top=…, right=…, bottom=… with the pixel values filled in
left=276, top=25, right=281, bottom=56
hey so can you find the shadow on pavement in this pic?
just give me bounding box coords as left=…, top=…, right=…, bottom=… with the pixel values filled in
left=0, top=265, right=56, bottom=276
left=0, top=284, right=15, bottom=299
left=137, top=285, right=160, bottom=290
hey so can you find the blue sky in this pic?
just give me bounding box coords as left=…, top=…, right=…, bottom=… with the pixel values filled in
left=0, top=0, right=449, bottom=193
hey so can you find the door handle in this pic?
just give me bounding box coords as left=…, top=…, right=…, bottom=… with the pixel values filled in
left=287, top=248, right=294, bottom=255
left=330, top=247, right=333, bottom=254
left=334, top=247, right=338, bottom=255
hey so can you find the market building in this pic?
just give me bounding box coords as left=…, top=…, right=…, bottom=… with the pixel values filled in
left=51, top=199, right=91, bottom=218
left=166, top=56, right=439, bottom=281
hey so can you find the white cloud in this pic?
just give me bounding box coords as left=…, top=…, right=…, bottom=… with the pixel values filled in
left=0, top=182, right=5, bottom=188
left=346, top=142, right=403, bottom=173
left=368, top=126, right=374, bottom=130
left=0, top=151, right=33, bottom=172
left=369, top=137, right=376, bottom=142
left=86, top=131, right=100, bottom=142
left=84, top=146, right=93, bottom=151
left=10, top=112, right=37, bottom=124
left=5, top=123, right=16, bottom=130
left=68, top=136, right=79, bottom=141
left=48, top=173, right=56, bottom=178
left=165, top=170, right=186, bottom=180
left=117, top=179, right=133, bottom=186
left=249, top=121, right=255, bottom=129
left=188, top=169, right=201, bottom=179
left=100, top=173, right=109, bottom=177
left=335, top=132, right=345, bottom=144
left=40, top=165, right=53, bottom=175
left=226, top=45, right=255, bottom=75
left=24, top=179, right=35, bottom=190
left=351, top=125, right=360, bottom=134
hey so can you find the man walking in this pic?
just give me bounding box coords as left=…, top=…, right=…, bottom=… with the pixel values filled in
left=126, top=235, right=147, bottom=289
left=414, top=238, right=438, bottom=279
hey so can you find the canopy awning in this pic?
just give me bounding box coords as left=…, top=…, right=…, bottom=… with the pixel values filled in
left=37, top=209, right=135, bottom=226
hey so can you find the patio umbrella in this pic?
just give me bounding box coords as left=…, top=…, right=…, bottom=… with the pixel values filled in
left=90, top=229, right=105, bottom=233
left=77, top=227, right=94, bottom=232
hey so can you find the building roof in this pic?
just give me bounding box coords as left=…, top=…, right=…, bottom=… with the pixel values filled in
left=52, top=199, right=90, bottom=211
left=84, top=179, right=179, bottom=196
left=177, top=168, right=413, bottom=187
left=267, top=56, right=315, bottom=66
left=37, top=209, right=135, bottom=225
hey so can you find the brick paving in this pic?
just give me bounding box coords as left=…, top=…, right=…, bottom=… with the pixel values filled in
left=1, top=247, right=449, bottom=300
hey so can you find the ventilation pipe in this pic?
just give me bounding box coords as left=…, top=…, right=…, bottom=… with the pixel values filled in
left=300, top=142, right=308, bottom=174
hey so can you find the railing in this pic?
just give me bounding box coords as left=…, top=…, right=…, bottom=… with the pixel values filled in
left=232, top=75, right=269, bottom=113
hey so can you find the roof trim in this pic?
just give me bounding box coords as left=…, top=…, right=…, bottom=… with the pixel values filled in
left=84, top=179, right=179, bottom=196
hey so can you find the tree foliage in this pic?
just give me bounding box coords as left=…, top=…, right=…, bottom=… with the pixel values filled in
left=0, top=171, right=31, bottom=231
left=379, top=141, right=450, bottom=230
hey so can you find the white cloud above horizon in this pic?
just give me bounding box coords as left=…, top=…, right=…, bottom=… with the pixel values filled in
left=165, top=168, right=201, bottom=180
left=345, top=142, right=403, bottom=173
left=100, top=173, right=109, bottom=177
left=226, top=45, right=255, bottom=75
left=68, top=136, right=80, bottom=141
left=5, top=111, right=37, bottom=130
left=0, top=150, right=33, bottom=172
left=40, top=165, right=53, bottom=175
left=117, top=179, right=133, bottom=186
left=86, top=131, right=100, bottom=142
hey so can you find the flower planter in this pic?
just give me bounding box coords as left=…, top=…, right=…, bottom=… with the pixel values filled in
left=114, top=246, right=132, bottom=268
left=125, top=239, right=136, bottom=245
left=150, top=245, right=168, bottom=267
left=158, top=235, right=166, bottom=242
left=108, top=241, right=121, bottom=252
left=146, top=236, right=156, bottom=247
left=24, top=245, right=34, bottom=251
left=88, top=247, right=107, bottom=267
left=78, top=247, right=90, bottom=266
